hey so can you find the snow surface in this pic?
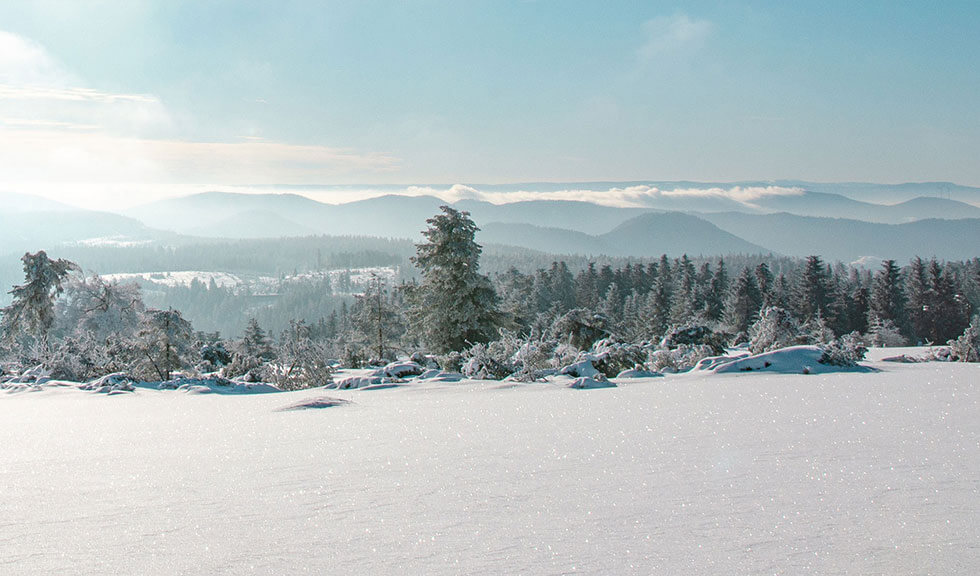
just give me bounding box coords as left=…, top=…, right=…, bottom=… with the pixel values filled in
left=1, top=350, right=978, bottom=575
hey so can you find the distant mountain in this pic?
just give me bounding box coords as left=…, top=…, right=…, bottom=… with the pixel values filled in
left=0, top=210, right=172, bottom=257
left=458, top=199, right=651, bottom=234
left=774, top=181, right=980, bottom=206
left=600, top=213, right=769, bottom=256
left=699, top=212, right=980, bottom=262
left=124, top=191, right=334, bottom=236
left=479, top=222, right=610, bottom=256
left=479, top=213, right=769, bottom=257
left=749, top=192, right=980, bottom=223
left=207, top=210, right=319, bottom=239
left=0, top=192, right=75, bottom=213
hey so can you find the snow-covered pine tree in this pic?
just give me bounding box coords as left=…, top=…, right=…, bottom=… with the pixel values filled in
left=0, top=251, right=79, bottom=355
left=755, top=262, right=776, bottom=307
left=644, top=255, right=673, bottom=338
left=725, top=266, right=763, bottom=335
left=949, top=316, right=980, bottom=362
left=408, top=206, right=500, bottom=353
left=702, top=258, right=729, bottom=322
left=749, top=306, right=802, bottom=354
left=795, top=255, right=832, bottom=321
left=869, top=259, right=907, bottom=334
left=670, top=254, right=698, bottom=325
left=241, top=317, right=275, bottom=360
left=906, top=256, right=930, bottom=343
left=924, top=259, right=971, bottom=344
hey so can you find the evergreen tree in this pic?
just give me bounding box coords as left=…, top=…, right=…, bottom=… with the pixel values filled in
left=548, top=261, right=577, bottom=312
left=869, top=259, right=907, bottom=331
left=670, top=254, right=698, bottom=324
left=600, top=282, right=624, bottom=331
left=725, top=266, right=763, bottom=335
left=574, top=263, right=599, bottom=310
left=241, top=317, right=275, bottom=360
left=924, top=260, right=970, bottom=343
left=755, top=262, right=776, bottom=307
left=0, top=251, right=78, bottom=348
left=702, top=258, right=729, bottom=322
left=906, top=256, right=930, bottom=343
left=644, top=255, right=673, bottom=337
left=408, top=206, right=500, bottom=353
left=796, top=255, right=832, bottom=321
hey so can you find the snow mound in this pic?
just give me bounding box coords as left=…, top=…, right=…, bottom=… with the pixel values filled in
left=0, top=364, right=52, bottom=387
left=693, top=352, right=751, bottom=371
left=331, top=375, right=405, bottom=390
left=418, top=369, right=464, bottom=382
left=79, top=373, right=136, bottom=393
left=276, top=396, right=351, bottom=411
left=382, top=361, right=424, bottom=378
left=708, top=346, right=868, bottom=375
left=615, top=368, right=662, bottom=379
left=154, top=377, right=280, bottom=394
left=560, top=359, right=600, bottom=378
left=882, top=347, right=953, bottom=363
left=567, top=376, right=617, bottom=389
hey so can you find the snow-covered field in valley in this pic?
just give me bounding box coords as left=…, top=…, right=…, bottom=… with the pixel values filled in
left=2, top=350, right=978, bottom=575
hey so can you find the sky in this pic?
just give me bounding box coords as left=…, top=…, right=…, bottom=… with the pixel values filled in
left=0, top=1, right=978, bottom=209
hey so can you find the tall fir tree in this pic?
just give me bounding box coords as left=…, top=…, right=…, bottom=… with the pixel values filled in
left=407, top=206, right=500, bottom=353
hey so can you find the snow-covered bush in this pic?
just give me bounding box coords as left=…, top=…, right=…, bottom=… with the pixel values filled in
left=819, top=332, right=868, bottom=367
left=510, top=336, right=559, bottom=382
left=660, top=325, right=728, bottom=355
left=461, top=342, right=514, bottom=380
left=548, top=308, right=609, bottom=350
left=866, top=317, right=907, bottom=347
left=749, top=306, right=803, bottom=354
left=803, top=313, right=835, bottom=346
left=588, top=338, right=646, bottom=378
left=341, top=344, right=366, bottom=369
left=648, top=344, right=715, bottom=373
left=200, top=341, right=232, bottom=369
left=949, top=316, right=980, bottom=362
left=435, top=350, right=464, bottom=373
left=79, top=373, right=137, bottom=393
left=274, top=320, right=333, bottom=390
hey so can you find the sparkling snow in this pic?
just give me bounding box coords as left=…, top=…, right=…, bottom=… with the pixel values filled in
left=1, top=351, right=977, bottom=575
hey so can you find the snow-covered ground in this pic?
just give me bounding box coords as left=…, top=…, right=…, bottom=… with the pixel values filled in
left=1, top=351, right=977, bottom=575
left=102, top=270, right=245, bottom=289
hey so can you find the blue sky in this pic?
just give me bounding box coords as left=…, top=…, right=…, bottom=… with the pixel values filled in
left=0, top=1, right=978, bottom=207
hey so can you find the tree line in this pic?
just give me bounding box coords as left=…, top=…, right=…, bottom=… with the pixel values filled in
left=2, top=207, right=979, bottom=388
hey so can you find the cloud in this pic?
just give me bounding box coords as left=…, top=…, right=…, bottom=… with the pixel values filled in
left=0, top=30, right=403, bottom=204
left=0, top=30, right=69, bottom=85
left=0, top=129, right=401, bottom=184
left=315, top=184, right=804, bottom=209
left=637, top=14, right=713, bottom=62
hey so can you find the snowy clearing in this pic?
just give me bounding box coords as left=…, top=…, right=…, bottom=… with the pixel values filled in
left=1, top=350, right=977, bottom=575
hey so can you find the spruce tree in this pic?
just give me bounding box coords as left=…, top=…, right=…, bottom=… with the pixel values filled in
left=796, top=255, right=832, bottom=321
left=408, top=206, right=500, bottom=353
left=869, top=259, right=907, bottom=332
left=725, top=266, right=763, bottom=335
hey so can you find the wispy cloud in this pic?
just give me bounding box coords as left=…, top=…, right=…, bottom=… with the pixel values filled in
left=357, top=184, right=804, bottom=208
left=637, top=14, right=713, bottom=63
left=0, top=29, right=403, bottom=206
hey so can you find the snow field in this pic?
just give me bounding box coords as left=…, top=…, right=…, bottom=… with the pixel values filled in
left=1, top=356, right=977, bottom=575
